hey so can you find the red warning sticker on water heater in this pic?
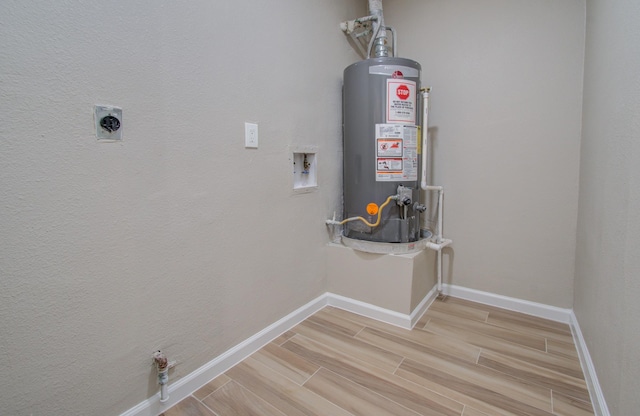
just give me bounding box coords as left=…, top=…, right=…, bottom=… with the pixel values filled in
left=386, top=79, right=416, bottom=124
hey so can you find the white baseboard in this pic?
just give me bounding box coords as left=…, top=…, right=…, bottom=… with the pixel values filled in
left=440, top=284, right=609, bottom=416
left=442, top=284, right=572, bottom=323
left=121, top=286, right=609, bottom=416
left=569, top=311, right=610, bottom=416
left=409, top=285, right=439, bottom=328
left=120, top=290, right=436, bottom=416
left=326, top=288, right=437, bottom=329
left=120, top=294, right=329, bottom=416
left=326, top=293, right=412, bottom=328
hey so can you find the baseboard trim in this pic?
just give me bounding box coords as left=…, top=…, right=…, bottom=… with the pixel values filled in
left=121, top=286, right=609, bottom=416
left=409, top=285, right=439, bottom=328
left=326, top=293, right=411, bottom=328
left=120, top=294, right=329, bottom=416
left=569, top=310, right=610, bottom=416
left=440, top=284, right=609, bottom=415
left=442, top=284, right=572, bottom=323
left=325, top=288, right=438, bottom=330
left=120, top=290, right=438, bottom=416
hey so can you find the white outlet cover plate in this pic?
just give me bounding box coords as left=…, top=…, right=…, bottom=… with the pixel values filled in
left=245, top=122, right=258, bottom=148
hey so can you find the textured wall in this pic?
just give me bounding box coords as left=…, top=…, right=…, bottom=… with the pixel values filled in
left=574, top=0, right=640, bottom=413
left=0, top=1, right=362, bottom=414
left=326, top=245, right=436, bottom=315
left=384, top=0, right=585, bottom=307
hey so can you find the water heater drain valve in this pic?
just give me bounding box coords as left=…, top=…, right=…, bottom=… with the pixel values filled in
left=414, top=203, right=427, bottom=212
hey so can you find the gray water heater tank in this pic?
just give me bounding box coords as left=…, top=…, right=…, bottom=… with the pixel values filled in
left=343, top=57, right=422, bottom=243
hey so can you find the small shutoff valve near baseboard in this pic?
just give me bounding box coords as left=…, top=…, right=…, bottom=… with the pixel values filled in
left=152, top=350, right=176, bottom=403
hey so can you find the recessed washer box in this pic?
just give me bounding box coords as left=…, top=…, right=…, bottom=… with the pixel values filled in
left=290, top=145, right=318, bottom=193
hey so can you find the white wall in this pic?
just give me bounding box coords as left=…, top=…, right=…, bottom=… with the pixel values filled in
left=10, top=1, right=638, bottom=414
left=0, top=1, right=362, bottom=414
left=384, top=0, right=585, bottom=307
left=574, top=0, right=640, bottom=413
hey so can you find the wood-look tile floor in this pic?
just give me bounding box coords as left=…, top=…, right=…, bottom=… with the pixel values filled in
left=161, top=297, right=594, bottom=416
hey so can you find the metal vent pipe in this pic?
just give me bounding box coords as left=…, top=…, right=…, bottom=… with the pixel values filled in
left=368, top=0, right=388, bottom=57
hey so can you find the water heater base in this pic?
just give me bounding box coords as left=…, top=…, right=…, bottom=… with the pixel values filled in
left=341, top=232, right=433, bottom=255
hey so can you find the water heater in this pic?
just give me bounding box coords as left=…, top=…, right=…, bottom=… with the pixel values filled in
left=342, top=57, right=423, bottom=243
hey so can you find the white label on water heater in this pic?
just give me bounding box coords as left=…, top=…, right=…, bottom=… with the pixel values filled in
left=375, top=124, right=418, bottom=182
left=386, top=79, right=416, bottom=124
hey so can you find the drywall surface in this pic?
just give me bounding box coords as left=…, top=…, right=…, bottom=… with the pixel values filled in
left=0, top=1, right=362, bottom=414
left=574, top=0, right=640, bottom=413
left=326, top=244, right=435, bottom=315
left=384, top=0, right=585, bottom=307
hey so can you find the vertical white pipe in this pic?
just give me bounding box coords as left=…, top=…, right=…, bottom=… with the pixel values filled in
left=434, top=190, right=443, bottom=294
left=437, top=188, right=443, bottom=244
left=437, top=249, right=443, bottom=293
left=421, top=86, right=444, bottom=293
left=153, top=351, right=170, bottom=403
left=420, top=89, right=430, bottom=191
left=158, top=369, right=169, bottom=403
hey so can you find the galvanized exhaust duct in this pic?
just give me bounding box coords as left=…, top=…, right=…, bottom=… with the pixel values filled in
left=368, top=0, right=388, bottom=57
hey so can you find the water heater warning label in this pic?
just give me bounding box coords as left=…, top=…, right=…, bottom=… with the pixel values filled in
left=375, top=124, right=418, bottom=182
left=386, top=79, right=416, bottom=124
left=378, top=139, right=403, bottom=157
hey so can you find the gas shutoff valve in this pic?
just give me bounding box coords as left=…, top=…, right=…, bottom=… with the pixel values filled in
left=396, top=185, right=413, bottom=206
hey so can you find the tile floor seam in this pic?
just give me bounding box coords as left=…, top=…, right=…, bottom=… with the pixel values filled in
left=321, top=366, right=425, bottom=416
left=353, top=325, right=367, bottom=338
left=198, top=378, right=232, bottom=403
left=162, top=298, right=595, bottom=416
left=301, top=365, right=323, bottom=386
left=198, top=395, right=221, bottom=416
